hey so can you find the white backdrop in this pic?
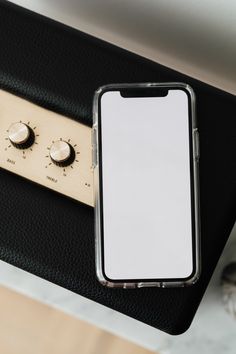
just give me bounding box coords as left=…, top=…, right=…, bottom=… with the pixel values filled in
left=9, top=0, right=236, bottom=95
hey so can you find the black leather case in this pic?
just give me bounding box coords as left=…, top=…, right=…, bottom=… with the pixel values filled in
left=0, top=1, right=235, bottom=334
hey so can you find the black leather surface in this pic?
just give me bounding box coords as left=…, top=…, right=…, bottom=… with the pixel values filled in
left=0, top=0, right=235, bottom=334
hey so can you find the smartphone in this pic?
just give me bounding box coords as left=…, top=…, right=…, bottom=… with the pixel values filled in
left=92, top=83, right=200, bottom=288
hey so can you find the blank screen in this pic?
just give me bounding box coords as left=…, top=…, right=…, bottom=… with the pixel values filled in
left=100, top=89, right=193, bottom=280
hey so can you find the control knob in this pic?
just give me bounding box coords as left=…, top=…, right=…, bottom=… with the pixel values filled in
left=8, top=122, right=35, bottom=149
left=49, top=140, right=75, bottom=167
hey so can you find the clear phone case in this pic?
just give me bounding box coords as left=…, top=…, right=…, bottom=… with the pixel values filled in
left=92, top=83, right=201, bottom=288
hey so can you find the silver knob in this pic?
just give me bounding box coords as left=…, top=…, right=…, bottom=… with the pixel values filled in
left=8, top=122, right=35, bottom=149
left=49, top=140, right=75, bottom=167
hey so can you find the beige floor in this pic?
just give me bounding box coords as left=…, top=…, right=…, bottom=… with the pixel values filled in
left=0, top=286, right=154, bottom=354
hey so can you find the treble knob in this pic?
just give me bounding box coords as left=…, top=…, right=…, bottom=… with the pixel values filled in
left=49, top=140, right=75, bottom=167
left=8, top=122, right=35, bottom=149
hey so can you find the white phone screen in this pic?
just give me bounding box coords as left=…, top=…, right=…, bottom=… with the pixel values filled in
left=99, top=88, right=194, bottom=280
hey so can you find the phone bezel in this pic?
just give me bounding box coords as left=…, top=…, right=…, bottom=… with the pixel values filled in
left=93, top=83, right=201, bottom=288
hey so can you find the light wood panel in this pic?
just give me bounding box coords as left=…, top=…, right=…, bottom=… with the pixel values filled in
left=0, top=286, right=153, bottom=354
